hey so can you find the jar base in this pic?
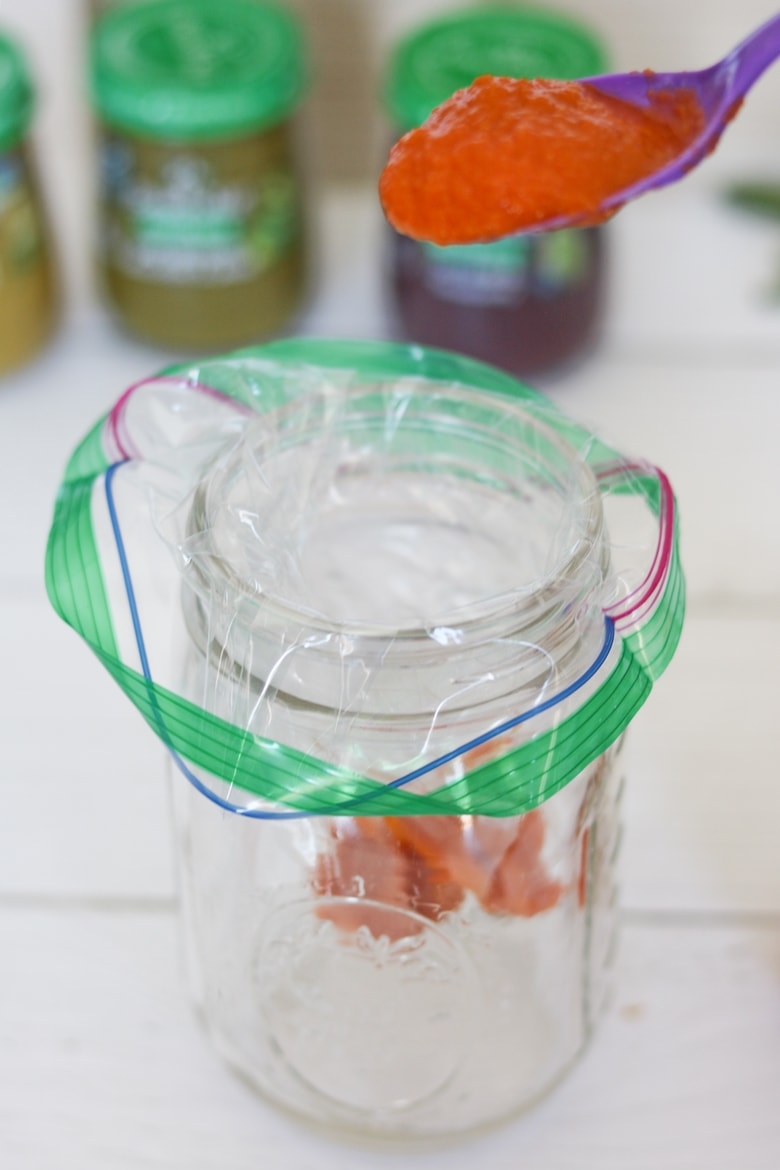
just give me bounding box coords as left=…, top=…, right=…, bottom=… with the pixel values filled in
left=200, top=1009, right=599, bottom=1149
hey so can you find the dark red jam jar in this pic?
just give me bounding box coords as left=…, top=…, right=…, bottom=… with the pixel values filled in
left=382, top=6, right=610, bottom=378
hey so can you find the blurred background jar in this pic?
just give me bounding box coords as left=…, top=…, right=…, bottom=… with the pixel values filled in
left=382, top=5, right=610, bottom=379
left=0, top=30, right=57, bottom=377
left=89, top=0, right=309, bottom=350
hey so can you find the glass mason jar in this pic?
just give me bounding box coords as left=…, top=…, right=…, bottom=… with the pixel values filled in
left=89, top=0, right=308, bottom=349
left=46, top=339, right=683, bottom=1143
left=167, top=351, right=628, bottom=1140
left=0, top=31, right=57, bottom=377
left=382, top=6, right=609, bottom=379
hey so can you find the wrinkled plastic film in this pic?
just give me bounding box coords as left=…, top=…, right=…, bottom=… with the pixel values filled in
left=46, top=339, right=684, bottom=817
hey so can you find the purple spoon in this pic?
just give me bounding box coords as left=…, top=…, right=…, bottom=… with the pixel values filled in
left=380, top=14, right=780, bottom=242
left=564, top=12, right=780, bottom=227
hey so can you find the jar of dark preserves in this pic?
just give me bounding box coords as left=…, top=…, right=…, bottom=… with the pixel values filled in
left=89, top=0, right=308, bottom=350
left=0, top=31, right=57, bottom=376
left=382, top=6, right=609, bottom=378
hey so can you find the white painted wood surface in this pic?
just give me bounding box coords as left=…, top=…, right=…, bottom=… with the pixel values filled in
left=4, top=909, right=779, bottom=1170
left=1, top=1, right=780, bottom=1167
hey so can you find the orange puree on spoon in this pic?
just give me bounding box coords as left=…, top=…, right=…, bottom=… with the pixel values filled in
left=379, top=75, right=706, bottom=244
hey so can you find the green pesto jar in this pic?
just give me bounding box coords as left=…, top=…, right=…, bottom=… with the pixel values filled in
left=90, top=0, right=308, bottom=350
left=0, top=32, right=57, bottom=377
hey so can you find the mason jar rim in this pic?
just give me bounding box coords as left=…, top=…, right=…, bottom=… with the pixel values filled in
left=182, top=380, right=608, bottom=657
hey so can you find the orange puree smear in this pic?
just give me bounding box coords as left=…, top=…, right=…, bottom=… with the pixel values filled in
left=314, top=810, right=566, bottom=942
left=379, top=75, right=707, bottom=245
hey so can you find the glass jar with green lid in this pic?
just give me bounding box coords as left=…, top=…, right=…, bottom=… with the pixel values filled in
left=0, top=31, right=57, bottom=377
left=383, top=6, right=609, bottom=378
left=90, top=0, right=309, bottom=349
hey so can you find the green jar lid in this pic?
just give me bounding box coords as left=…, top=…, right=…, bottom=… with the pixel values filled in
left=0, top=33, right=34, bottom=151
left=90, top=0, right=307, bottom=141
left=385, top=5, right=609, bottom=131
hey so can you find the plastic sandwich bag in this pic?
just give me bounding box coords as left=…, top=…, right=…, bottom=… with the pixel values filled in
left=45, top=339, right=684, bottom=818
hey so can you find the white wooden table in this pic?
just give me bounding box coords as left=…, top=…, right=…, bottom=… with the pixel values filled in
left=2, top=2, right=780, bottom=1167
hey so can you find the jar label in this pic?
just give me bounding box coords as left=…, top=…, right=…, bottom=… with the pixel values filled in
left=100, top=146, right=298, bottom=286
left=0, top=152, right=45, bottom=287
left=420, top=231, right=588, bottom=306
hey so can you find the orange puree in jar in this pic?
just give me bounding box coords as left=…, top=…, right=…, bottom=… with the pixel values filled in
left=314, top=807, right=566, bottom=941
left=379, top=75, right=707, bottom=244
left=312, top=730, right=611, bottom=940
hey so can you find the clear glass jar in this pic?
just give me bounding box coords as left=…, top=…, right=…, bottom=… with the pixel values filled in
left=382, top=6, right=609, bottom=378
left=0, top=31, right=57, bottom=376
left=170, top=374, right=625, bottom=1140
left=89, top=0, right=308, bottom=349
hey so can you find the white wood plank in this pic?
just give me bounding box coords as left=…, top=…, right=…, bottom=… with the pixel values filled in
left=0, top=598, right=175, bottom=899
left=0, top=317, right=182, bottom=590
left=622, top=615, right=780, bottom=914
left=546, top=359, right=780, bottom=604
left=601, top=175, right=780, bottom=357
left=2, top=905, right=778, bottom=1169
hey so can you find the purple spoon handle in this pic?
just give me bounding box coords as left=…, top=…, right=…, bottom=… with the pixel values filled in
left=565, top=12, right=780, bottom=212
left=720, top=11, right=780, bottom=99
left=588, top=11, right=780, bottom=111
